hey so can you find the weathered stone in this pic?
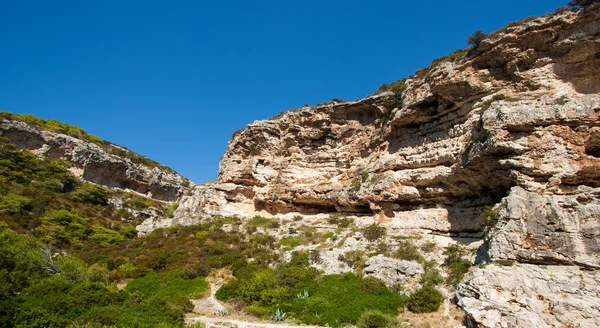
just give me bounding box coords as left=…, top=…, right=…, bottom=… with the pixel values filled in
left=457, top=263, right=600, bottom=328
left=0, top=120, right=190, bottom=201
left=172, top=7, right=600, bottom=238
left=485, top=186, right=600, bottom=269
left=363, top=255, right=423, bottom=292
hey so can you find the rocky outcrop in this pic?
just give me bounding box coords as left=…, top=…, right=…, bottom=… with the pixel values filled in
left=364, top=256, right=424, bottom=293
left=0, top=119, right=190, bottom=201
left=485, top=186, right=600, bottom=269
left=457, top=263, right=600, bottom=328
left=173, top=7, right=600, bottom=235
left=166, top=6, right=600, bottom=327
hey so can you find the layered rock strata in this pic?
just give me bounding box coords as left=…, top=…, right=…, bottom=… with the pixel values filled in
left=173, top=7, right=600, bottom=234
left=0, top=119, right=190, bottom=201
left=165, top=6, right=600, bottom=327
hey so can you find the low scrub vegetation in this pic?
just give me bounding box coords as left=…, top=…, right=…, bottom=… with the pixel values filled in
left=362, top=223, right=387, bottom=242
left=0, top=140, right=455, bottom=326
left=217, top=257, right=405, bottom=327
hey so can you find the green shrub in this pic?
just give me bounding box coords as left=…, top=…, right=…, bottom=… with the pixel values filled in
left=447, top=260, right=472, bottom=287
left=166, top=202, right=179, bottom=217
left=444, top=244, right=467, bottom=265
left=478, top=205, right=498, bottom=228
left=358, top=276, right=389, bottom=295
left=420, top=241, right=437, bottom=253
left=338, top=250, right=366, bottom=271
left=406, top=285, right=444, bottom=313
left=394, top=240, right=423, bottom=262
left=467, top=30, right=487, bottom=48
left=327, top=215, right=353, bottom=228
left=0, top=193, right=32, bottom=215
left=420, top=261, right=444, bottom=286
left=71, top=184, right=109, bottom=205
left=356, top=309, right=401, bottom=328
left=148, top=250, right=171, bottom=270
left=381, top=80, right=407, bottom=109
left=215, top=279, right=239, bottom=301
left=0, top=224, right=46, bottom=298
left=288, top=273, right=405, bottom=327
left=0, top=111, right=105, bottom=146
left=89, top=225, right=125, bottom=246
left=248, top=216, right=273, bottom=227
left=280, top=237, right=302, bottom=247
left=36, top=210, right=90, bottom=247
left=362, top=223, right=386, bottom=242
left=125, top=271, right=209, bottom=300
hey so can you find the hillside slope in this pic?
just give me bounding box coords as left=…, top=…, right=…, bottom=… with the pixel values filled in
left=0, top=112, right=191, bottom=201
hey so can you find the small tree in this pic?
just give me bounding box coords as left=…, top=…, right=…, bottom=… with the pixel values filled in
left=568, top=0, right=599, bottom=8
left=407, top=285, right=444, bottom=313
left=467, top=30, right=487, bottom=48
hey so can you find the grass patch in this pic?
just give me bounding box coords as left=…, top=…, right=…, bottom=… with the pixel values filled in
left=125, top=271, right=209, bottom=299
left=248, top=216, right=275, bottom=227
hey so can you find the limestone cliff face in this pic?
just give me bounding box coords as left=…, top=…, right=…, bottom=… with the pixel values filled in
left=0, top=119, right=190, bottom=201
left=168, top=6, right=600, bottom=327
left=176, top=7, right=600, bottom=230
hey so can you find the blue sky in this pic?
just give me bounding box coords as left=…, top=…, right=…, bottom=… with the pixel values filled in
left=0, top=0, right=567, bottom=183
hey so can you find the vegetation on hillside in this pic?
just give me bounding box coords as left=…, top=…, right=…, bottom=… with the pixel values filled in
left=0, top=140, right=448, bottom=326
left=0, top=111, right=176, bottom=173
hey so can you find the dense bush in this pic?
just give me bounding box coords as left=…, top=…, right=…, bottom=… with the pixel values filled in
left=356, top=310, right=401, bottom=328
left=0, top=224, right=47, bottom=299
left=406, top=285, right=444, bottom=313
left=288, top=273, right=405, bottom=327
left=467, top=30, right=487, bottom=48
left=71, top=184, right=109, bottom=205
left=447, top=260, right=472, bottom=287
left=125, top=271, right=209, bottom=299
left=362, top=223, right=387, bottom=242
left=0, top=140, right=144, bottom=248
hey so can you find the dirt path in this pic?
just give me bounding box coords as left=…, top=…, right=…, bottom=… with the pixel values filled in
left=185, top=315, right=322, bottom=328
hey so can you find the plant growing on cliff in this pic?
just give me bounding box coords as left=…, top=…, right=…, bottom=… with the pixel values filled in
left=467, top=30, right=487, bottom=48
left=394, top=240, right=423, bottom=263
left=568, top=0, right=599, bottom=8
left=382, top=80, right=406, bottom=109
left=362, top=223, right=387, bottom=242
left=443, top=244, right=472, bottom=287
left=478, top=205, right=499, bottom=228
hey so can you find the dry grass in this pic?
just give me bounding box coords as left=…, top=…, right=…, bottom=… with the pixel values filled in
left=398, top=300, right=465, bottom=328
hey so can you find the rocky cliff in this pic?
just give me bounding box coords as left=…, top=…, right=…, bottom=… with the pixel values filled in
left=0, top=118, right=190, bottom=201
left=174, top=6, right=599, bottom=226
left=161, top=6, right=600, bottom=327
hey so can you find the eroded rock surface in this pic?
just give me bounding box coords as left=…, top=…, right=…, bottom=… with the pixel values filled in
left=486, top=186, right=600, bottom=269
left=173, top=7, right=600, bottom=236
left=457, top=263, right=600, bottom=328
left=0, top=120, right=190, bottom=201
left=138, top=6, right=600, bottom=327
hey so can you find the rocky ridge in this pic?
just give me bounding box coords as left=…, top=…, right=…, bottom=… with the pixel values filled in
left=0, top=118, right=191, bottom=201
left=158, top=6, right=600, bottom=328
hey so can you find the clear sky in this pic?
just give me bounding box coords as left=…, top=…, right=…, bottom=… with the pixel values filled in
left=0, top=0, right=567, bottom=183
